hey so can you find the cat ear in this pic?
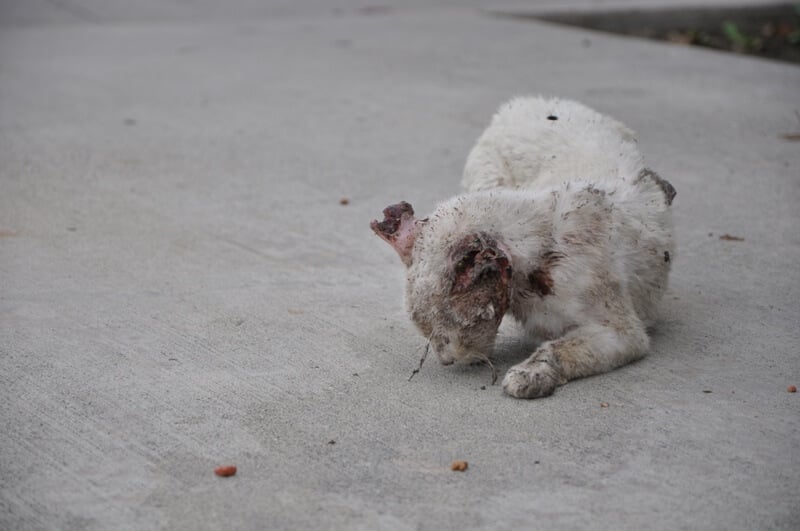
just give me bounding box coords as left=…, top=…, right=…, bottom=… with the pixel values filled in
left=449, top=233, right=513, bottom=295
left=370, top=201, right=424, bottom=267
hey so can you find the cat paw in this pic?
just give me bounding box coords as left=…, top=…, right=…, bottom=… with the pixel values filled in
left=502, top=361, right=562, bottom=399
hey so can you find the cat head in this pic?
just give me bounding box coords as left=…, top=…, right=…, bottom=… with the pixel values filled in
left=371, top=201, right=512, bottom=366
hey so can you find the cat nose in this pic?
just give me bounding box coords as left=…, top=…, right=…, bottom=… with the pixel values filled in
left=436, top=347, right=456, bottom=365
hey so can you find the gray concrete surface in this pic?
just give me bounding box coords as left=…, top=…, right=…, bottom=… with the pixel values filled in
left=1, top=1, right=798, bottom=529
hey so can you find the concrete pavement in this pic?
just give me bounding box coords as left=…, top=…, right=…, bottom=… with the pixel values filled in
left=1, top=1, right=798, bottom=529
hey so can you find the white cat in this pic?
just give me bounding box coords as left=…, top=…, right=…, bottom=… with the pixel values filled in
left=371, top=96, right=675, bottom=398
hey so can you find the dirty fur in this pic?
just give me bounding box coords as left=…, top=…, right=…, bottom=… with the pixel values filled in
left=371, top=96, right=675, bottom=398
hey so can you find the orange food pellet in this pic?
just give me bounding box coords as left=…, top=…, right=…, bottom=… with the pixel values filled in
left=214, top=465, right=237, bottom=477
left=788, top=385, right=797, bottom=393
left=450, top=460, right=468, bottom=472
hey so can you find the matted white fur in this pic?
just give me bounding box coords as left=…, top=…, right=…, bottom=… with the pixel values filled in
left=371, top=96, right=675, bottom=398
left=462, top=97, right=643, bottom=192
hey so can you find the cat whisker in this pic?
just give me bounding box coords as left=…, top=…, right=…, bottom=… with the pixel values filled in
left=408, top=337, right=431, bottom=381
left=469, top=351, right=499, bottom=385
left=483, top=356, right=499, bottom=385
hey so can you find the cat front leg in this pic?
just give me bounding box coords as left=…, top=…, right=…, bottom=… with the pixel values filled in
left=501, top=347, right=566, bottom=399
left=501, top=319, right=649, bottom=399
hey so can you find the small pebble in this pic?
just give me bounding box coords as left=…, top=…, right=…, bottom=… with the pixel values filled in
left=339, top=198, right=350, bottom=205
left=214, top=465, right=237, bottom=477
left=450, top=460, right=468, bottom=472
left=600, top=402, right=609, bottom=408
